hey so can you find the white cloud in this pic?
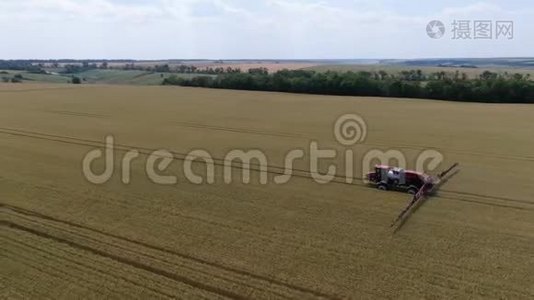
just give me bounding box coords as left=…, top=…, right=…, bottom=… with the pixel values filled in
left=442, top=2, right=502, bottom=17
left=0, top=0, right=532, bottom=59
left=0, top=0, right=163, bottom=22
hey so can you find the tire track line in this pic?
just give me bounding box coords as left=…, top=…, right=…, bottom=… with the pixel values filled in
left=0, top=126, right=358, bottom=183
left=1, top=220, right=244, bottom=300
left=0, top=242, right=131, bottom=299
left=1, top=127, right=532, bottom=212
left=174, top=122, right=534, bottom=162
left=3, top=217, right=224, bottom=298
left=362, top=140, right=534, bottom=162
left=2, top=204, right=533, bottom=298
left=0, top=204, right=339, bottom=300
left=1, top=201, right=376, bottom=284
left=172, top=121, right=306, bottom=138
left=4, top=213, right=377, bottom=299
left=2, top=209, right=296, bottom=300
left=440, top=190, right=534, bottom=206
left=437, top=196, right=533, bottom=211
left=46, top=110, right=107, bottom=119
left=1, top=233, right=180, bottom=299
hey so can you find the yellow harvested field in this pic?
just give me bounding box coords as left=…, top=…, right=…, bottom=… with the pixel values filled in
left=1, top=83, right=534, bottom=298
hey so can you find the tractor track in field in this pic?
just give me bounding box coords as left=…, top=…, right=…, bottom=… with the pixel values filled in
left=361, top=140, right=534, bottom=162
left=0, top=180, right=394, bottom=267
left=170, top=121, right=534, bottom=162
left=439, top=190, right=534, bottom=206
left=6, top=180, right=534, bottom=261
left=46, top=110, right=107, bottom=119
left=1, top=221, right=239, bottom=299
left=0, top=232, right=184, bottom=299
left=3, top=175, right=534, bottom=271
left=1, top=221, right=308, bottom=299
left=172, top=121, right=306, bottom=138
left=2, top=203, right=533, bottom=299
left=2, top=212, right=300, bottom=299
left=0, top=203, right=340, bottom=300
left=1, top=242, right=138, bottom=299
left=3, top=86, right=534, bottom=299
left=1, top=125, right=533, bottom=171
left=1, top=127, right=533, bottom=212
left=0, top=126, right=352, bottom=183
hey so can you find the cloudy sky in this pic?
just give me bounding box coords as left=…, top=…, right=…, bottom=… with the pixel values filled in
left=1, top=0, right=532, bottom=59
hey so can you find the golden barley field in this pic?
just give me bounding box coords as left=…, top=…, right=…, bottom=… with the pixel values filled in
left=1, top=83, right=534, bottom=299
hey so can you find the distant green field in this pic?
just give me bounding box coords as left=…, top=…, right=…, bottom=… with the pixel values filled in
left=0, top=70, right=71, bottom=83
left=23, top=72, right=72, bottom=83
left=2, top=66, right=531, bottom=86
left=0, top=69, right=212, bottom=85
left=75, top=70, right=183, bottom=85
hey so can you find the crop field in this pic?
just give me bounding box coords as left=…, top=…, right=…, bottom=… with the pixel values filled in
left=105, top=60, right=322, bottom=73
left=190, top=62, right=320, bottom=73
left=0, top=70, right=205, bottom=86
left=1, top=70, right=72, bottom=84
left=73, top=70, right=208, bottom=85
left=1, top=84, right=534, bottom=298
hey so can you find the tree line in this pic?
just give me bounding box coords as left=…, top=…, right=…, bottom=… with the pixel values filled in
left=111, top=63, right=245, bottom=74
left=0, top=60, right=247, bottom=75
left=162, top=69, right=534, bottom=103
